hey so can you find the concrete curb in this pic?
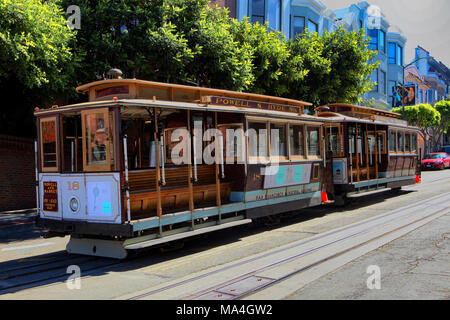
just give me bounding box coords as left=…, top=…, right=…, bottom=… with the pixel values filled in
left=0, top=208, right=37, bottom=215
left=0, top=209, right=37, bottom=228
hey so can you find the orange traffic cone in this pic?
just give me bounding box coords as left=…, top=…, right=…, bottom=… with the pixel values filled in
left=321, top=184, right=329, bottom=203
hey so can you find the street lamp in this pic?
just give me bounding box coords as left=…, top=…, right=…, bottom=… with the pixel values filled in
left=401, top=56, right=434, bottom=119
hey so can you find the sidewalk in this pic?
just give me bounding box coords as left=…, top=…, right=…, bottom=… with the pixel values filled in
left=0, top=209, right=37, bottom=227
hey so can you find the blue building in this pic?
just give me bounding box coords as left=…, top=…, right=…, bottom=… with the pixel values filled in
left=413, top=46, right=450, bottom=104
left=211, top=0, right=336, bottom=37
left=386, top=26, right=407, bottom=109
left=333, top=2, right=406, bottom=110
left=210, top=1, right=407, bottom=110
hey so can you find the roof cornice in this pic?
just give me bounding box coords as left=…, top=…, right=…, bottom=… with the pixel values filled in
left=292, top=0, right=327, bottom=15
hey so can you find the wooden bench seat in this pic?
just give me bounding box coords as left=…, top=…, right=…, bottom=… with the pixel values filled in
left=125, top=182, right=232, bottom=219
left=127, top=164, right=217, bottom=192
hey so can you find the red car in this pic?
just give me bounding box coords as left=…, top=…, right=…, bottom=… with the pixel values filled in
left=421, top=153, right=450, bottom=170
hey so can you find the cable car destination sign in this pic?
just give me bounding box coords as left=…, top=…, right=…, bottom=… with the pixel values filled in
left=202, top=96, right=302, bottom=114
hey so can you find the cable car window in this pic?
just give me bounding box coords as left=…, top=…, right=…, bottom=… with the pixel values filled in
left=248, top=121, right=268, bottom=160
left=411, top=133, right=418, bottom=153
left=348, top=126, right=357, bottom=154
left=270, top=123, right=287, bottom=159
left=405, top=133, right=411, bottom=153
left=165, top=127, right=188, bottom=164
left=397, top=131, right=404, bottom=153
left=377, top=132, right=386, bottom=153
left=327, top=126, right=340, bottom=155
left=389, top=131, right=396, bottom=152
left=61, top=115, right=82, bottom=172
left=368, top=133, right=376, bottom=153
left=40, top=117, right=58, bottom=171
left=307, top=126, right=320, bottom=157
left=357, top=131, right=363, bottom=159
left=218, top=123, right=245, bottom=164
left=289, top=124, right=304, bottom=157
left=81, top=108, right=113, bottom=171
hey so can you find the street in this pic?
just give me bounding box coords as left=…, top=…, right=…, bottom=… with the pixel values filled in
left=0, top=169, right=449, bottom=300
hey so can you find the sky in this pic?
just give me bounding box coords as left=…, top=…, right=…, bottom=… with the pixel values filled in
left=321, top=0, right=450, bottom=67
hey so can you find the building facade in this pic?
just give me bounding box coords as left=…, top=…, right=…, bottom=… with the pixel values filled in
left=413, top=46, right=450, bottom=105
left=333, top=2, right=406, bottom=110
left=209, top=0, right=336, bottom=37
left=387, top=27, right=407, bottom=109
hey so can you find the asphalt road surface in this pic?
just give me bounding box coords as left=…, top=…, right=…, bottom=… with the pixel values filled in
left=0, top=169, right=449, bottom=300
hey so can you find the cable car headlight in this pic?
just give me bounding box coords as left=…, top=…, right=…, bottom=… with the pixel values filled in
left=70, top=197, right=80, bottom=213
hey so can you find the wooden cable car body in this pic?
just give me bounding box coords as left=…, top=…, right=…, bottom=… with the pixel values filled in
left=34, top=80, right=420, bottom=259
left=315, top=104, right=421, bottom=204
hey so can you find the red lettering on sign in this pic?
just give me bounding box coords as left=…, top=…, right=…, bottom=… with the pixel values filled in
left=42, top=121, right=56, bottom=143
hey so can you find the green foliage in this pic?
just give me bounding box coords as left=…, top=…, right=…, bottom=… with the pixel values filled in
left=392, top=104, right=441, bottom=128
left=430, top=100, right=450, bottom=151
left=0, top=0, right=74, bottom=136
left=286, top=27, right=378, bottom=107
left=184, top=5, right=254, bottom=90
left=434, top=100, right=450, bottom=133
left=60, top=0, right=254, bottom=91
left=229, top=18, right=293, bottom=96
left=393, top=102, right=450, bottom=152
left=0, top=0, right=74, bottom=89
left=0, top=0, right=382, bottom=137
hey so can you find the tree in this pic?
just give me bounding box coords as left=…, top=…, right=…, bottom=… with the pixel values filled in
left=59, top=0, right=254, bottom=91
left=229, top=18, right=294, bottom=97
left=392, top=103, right=441, bottom=153
left=430, top=100, right=450, bottom=151
left=284, top=27, right=378, bottom=108
left=0, top=0, right=74, bottom=136
left=183, top=4, right=254, bottom=91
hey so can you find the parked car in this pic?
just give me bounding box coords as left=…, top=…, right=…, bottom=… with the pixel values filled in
left=421, top=153, right=450, bottom=170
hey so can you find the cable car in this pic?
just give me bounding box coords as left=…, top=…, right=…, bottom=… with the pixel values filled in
left=35, top=75, right=334, bottom=259
left=316, top=104, right=421, bottom=205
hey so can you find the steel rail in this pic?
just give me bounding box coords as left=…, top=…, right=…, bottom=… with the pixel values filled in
left=0, top=253, right=124, bottom=293
left=181, top=200, right=450, bottom=300
left=233, top=206, right=450, bottom=300
left=126, top=191, right=450, bottom=300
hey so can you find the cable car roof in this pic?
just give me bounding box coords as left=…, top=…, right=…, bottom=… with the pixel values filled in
left=75, top=79, right=312, bottom=111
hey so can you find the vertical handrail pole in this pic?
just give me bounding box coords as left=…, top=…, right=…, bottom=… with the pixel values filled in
left=323, top=126, right=326, bottom=168
left=365, top=123, right=370, bottom=181
left=356, top=126, right=360, bottom=183
left=187, top=110, right=195, bottom=229
left=375, top=125, right=379, bottom=179
left=349, top=136, right=353, bottom=184
left=34, top=140, right=39, bottom=214
left=193, top=127, right=198, bottom=182
left=160, top=131, right=166, bottom=186
left=154, top=109, right=162, bottom=219
left=219, top=135, right=225, bottom=179
left=123, top=135, right=131, bottom=223
left=71, top=139, right=75, bottom=172
left=215, top=113, right=222, bottom=215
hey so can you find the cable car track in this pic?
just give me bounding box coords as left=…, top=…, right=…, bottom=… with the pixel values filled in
left=0, top=252, right=122, bottom=294
left=0, top=175, right=447, bottom=298
left=122, top=191, right=450, bottom=300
